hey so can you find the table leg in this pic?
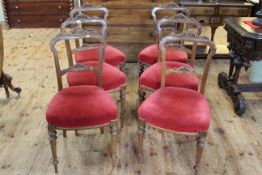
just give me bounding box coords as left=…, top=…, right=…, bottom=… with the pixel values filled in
left=0, top=71, right=21, bottom=98
left=218, top=57, right=247, bottom=116
left=228, top=56, right=234, bottom=78
left=210, top=26, right=218, bottom=41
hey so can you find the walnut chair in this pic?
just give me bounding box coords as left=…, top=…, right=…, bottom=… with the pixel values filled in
left=69, top=3, right=126, bottom=70
left=47, top=31, right=119, bottom=173
left=137, top=34, right=216, bottom=175
left=139, top=14, right=203, bottom=103
left=60, top=16, right=127, bottom=130
left=0, top=24, right=21, bottom=98
left=138, top=2, right=191, bottom=76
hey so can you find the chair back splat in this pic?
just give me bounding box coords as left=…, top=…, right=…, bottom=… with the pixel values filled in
left=156, top=13, right=203, bottom=65
left=152, top=2, right=191, bottom=28
left=160, top=34, right=217, bottom=94
left=152, top=3, right=191, bottom=41
left=70, top=3, right=109, bottom=21
left=50, top=30, right=105, bottom=91
left=61, top=15, right=107, bottom=38
left=61, top=15, right=107, bottom=62
left=138, top=3, right=191, bottom=76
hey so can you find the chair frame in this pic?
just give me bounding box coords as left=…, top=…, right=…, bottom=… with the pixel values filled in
left=48, top=31, right=119, bottom=173
left=0, top=24, right=21, bottom=98
left=60, top=16, right=127, bottom=130
left=139, top=2, right=191, bottom=75
left=138, top=15, right=203, bottom=104
left=137, top=34, right=216, bottom=175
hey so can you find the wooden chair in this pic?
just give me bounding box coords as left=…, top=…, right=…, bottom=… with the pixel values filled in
left=137, top=33, right=216, bottom=175
left=139, top=14, right=203, bottom=103
left=0, top=24, right=21, bottom=98
left=138, top=2, right=191, bottom=76
left=60, top=16, right=127, bottom=129
left=47, top=30, right=119, bottom=173
left=69, top=3, right=126, bottom=70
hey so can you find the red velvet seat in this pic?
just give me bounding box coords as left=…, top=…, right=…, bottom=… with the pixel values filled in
left=138, top=44, right=188, bottom=65
left=67, top=61, right=126, bottom=90
left=140, top=61, right=198, bottom=91
left=75, top=45, right=126, bottom=67
left=138, top=87, right=210, bottom=133
left=46, top=85, right=118, bottom=128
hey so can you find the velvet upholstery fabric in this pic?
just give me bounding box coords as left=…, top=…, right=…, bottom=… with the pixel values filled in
left=139, top=61, right=198, bottom=90
left=138, top=44, right=188, bottom=65
left=67, top=61, right=126, bottom=90
left=46, top=86, right=118, bottom=128
left=138, top=87, right=210, bottom=133
left=75, top=45, right=126, bottom=67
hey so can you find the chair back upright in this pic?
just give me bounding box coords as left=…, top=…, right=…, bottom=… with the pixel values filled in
left=70, top=3, right=109, bottom=21
left=0, top=25, right=4, bottom=78
left=156, top=14, right=203, bottom=66
left=50, top=30, right=105, bottom=91
left=159, top=34, right=217, bottom=94
left=151, top=2, right=190, bottom=41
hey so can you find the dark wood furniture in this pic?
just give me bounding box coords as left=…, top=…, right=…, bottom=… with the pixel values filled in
left=80, top=0, right=253, bottom=61
left=218, top=17, right=262, bottom=116
left=180, top=0, right=253, bottom=58
left=2, top=0, right=73, bottom=28
left=180, top=0, right=253, bottom=41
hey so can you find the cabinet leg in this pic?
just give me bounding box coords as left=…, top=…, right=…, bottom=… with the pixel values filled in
left=210, top=26, right=217, bottom=41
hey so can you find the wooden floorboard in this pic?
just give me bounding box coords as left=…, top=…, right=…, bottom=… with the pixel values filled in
left=0, top=28, right=261, bottom=175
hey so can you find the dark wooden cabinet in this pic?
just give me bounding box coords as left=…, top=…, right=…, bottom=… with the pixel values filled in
left=180, top=0, right=254, bottom=41
left=3, top=0, right=73, bottom=28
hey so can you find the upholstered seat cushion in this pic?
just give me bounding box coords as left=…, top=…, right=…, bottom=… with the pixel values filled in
left=67, top=61, right=126, bottom=91
left=46, top=86, right=118, bottom=128
left=75, top=45, right=126, bottom=67
left=138, top=44, right=188, bottom=65
left=139, top=61, right=198, bottom=90
left=138, top=87, right=210, bottom=133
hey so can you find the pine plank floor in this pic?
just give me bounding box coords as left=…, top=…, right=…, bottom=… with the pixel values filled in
left=0, top=28, right=261, bottom=175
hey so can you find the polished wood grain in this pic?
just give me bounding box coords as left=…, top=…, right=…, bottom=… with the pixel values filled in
left=82, top=0, right=180, bottom=8
left=4, top=0, right=73, bottom=28
left=0, top=28, right=261, bottom=175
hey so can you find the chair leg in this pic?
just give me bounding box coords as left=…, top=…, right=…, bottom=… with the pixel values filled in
left=48, top=125, right=58, bottom=173
left=75, top=130, right=79, bottom=136
left=120, top=87, right=126, bottom=128
left=137, top=119, right=146, bottom=154
left=110, top=121, right=118, bottom=166
left=138, top=88, right=146, bottom=105
left=139, top=62, right=144, bottom=77
left=63, top=130, right=66, bottom=137
left=194, top=131, right=208, bottom=175
left=119, top=63, right=126, bottom=73
left=100, top=127, right=104, bottom=134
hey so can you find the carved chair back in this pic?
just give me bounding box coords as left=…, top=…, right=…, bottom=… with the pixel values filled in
left=152, top=2, right=190, bottom=39
left=0, top=25, right=3, bottom=78
left=60, top=15, right=107, bottom=67
left=50, top=30, right=105, bottom=91
left=61, top=15, right=107, bottom=38
left=159, top=34, right=217, bottom=94
left=70, top=3, right=109, bottom=21
left=156, top=14, right=203, bottom=65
